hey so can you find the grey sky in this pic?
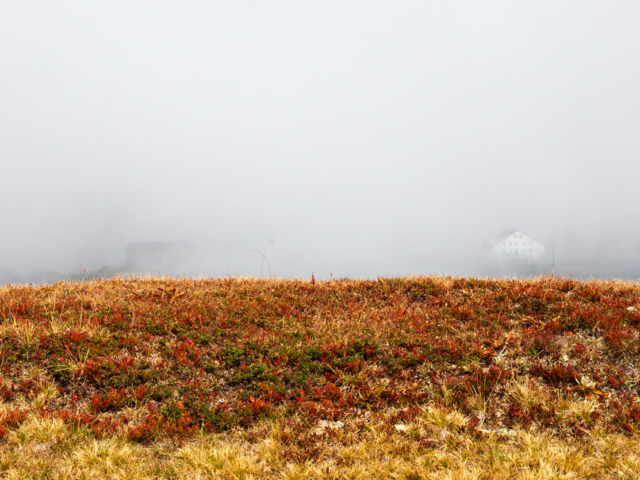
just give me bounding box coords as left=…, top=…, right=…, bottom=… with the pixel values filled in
left=2, top=1, right=640, bottom=281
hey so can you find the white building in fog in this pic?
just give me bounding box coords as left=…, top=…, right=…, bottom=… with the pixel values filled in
left=487, top=230, right=544, bottom=263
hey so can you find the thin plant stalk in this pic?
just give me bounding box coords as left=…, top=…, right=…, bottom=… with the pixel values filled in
left=246, top=250, right=272, bottom=278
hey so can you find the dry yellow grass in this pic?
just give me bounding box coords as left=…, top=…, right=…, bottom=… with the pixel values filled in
left=0, top=407, right=638, bottom=478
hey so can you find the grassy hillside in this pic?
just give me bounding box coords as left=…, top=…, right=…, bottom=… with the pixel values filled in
left=0, top=276, right=640, bottom=478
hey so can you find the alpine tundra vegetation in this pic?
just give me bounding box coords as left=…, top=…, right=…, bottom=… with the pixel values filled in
left=0, top=276, right=640, bottom=478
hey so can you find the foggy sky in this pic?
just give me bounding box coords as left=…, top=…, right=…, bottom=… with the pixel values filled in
left=2, top=1, right=640, bottom=281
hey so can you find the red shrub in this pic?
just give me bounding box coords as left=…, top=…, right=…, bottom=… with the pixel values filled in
left=245, top=396, right=272, bottom=417
left=0, top=378, right=15, bottom=401
left=570, top=343, right=587, bottom=357
left=127, top=412, right=164, bottom=442
left=604, top=328, right=636, bottom=355
left=530, top=363, right=579, bottom=386
left=610, top=394, right=640, bottom=433
left=0, top=408, right=29, bottom=437
left=90, top=388, right=127, bottom=412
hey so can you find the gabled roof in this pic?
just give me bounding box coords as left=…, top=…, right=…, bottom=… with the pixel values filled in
left=487, top=229, right=541, bottom=246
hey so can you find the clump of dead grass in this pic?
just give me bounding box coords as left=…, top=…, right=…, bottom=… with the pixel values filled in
left=0, top=408, right=639, bottom=478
